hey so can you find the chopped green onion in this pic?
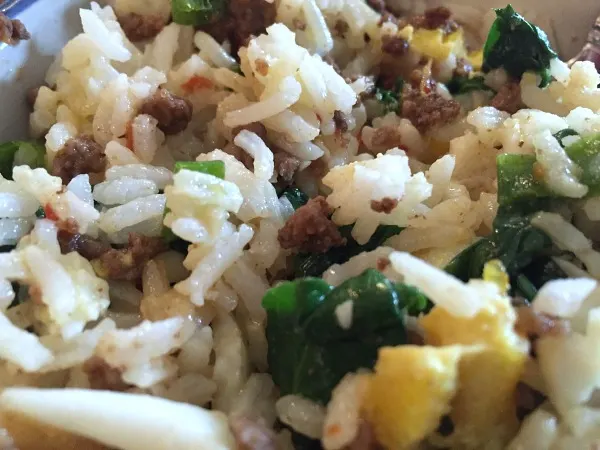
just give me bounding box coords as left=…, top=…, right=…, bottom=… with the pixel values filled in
left=0, top=141, right=46, bottom=179
left=174, top=160, right=226, bottom=179
left=171, top=0, right=227, bottom=26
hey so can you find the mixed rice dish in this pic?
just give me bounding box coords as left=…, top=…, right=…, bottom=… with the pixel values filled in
left=2, top=0, right=600, bottom=448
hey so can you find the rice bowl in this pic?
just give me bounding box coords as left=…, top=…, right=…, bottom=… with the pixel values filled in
left=0, top=0, right=600, bottom=448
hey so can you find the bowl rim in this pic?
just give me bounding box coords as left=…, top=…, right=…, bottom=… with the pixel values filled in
left=1, top=0, right=38, bottom=17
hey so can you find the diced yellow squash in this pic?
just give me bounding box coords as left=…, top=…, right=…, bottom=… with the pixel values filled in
left=420, top=294, right=529, bottom=448
left=362, top=345, right=466, bottom=449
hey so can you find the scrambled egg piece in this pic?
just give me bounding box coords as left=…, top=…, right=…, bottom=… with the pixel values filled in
left=420, top=291, right=529, bottom=449
left=362, top=345, right=467, bottom=449
left=399, top=26, right=482, bottom=70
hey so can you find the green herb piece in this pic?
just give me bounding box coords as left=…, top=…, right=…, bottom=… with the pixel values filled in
left=553, top=128, right=579, bottom=147
left=231, top=63, right=243, bottom=75
left=294, top=225, right=403, bottom=278
left=482, top=4, right=557, bottom=87
left=444, top=200, right=562, bottom=290
left=264, top=269, right=414, bottom=403
left=515, top=274, right=537, bottom=301
left=174, top=160, right=225, bottom=179
left=375, top=79, right=404, bottom=114
left=171, top=0, right=227, bottom=26
left=282, top=187, right=309, bottom=210
left=496, top=153, right=552, bottom=205
left=563, top=133, right=600, bottom=196
left=163, top=160, right=226, bottom=243
left=0, top=141, right=46, bottom=179
left=446, top=75, right=494, bottom=95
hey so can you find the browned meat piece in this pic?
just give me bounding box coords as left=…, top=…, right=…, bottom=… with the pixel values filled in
left=514, top=306, right=570, bottom=356
left=515, top=382, right=545, bottom=420
left=0, top=13, right=30, bottom=46
left=273, top=151, right=300, bottom=183
left=233, top=122, right=268, bottom=142
left=370, top=126, right=403, bottom=150
left=411, top=6, right=458, bottom=34
left=58, top=230, right=112, bottom=260
left=366, top=0, right=386, bottom=13
left=199, top=0, right=276, bottom=53
left=229, top=417, right=277, bottom=450
left=224, top=122, right=269, bottom=170
left=333, top=110, right=350, bottom=133
left=278, top=196, right=346, bottom=253
left=51, top=135, right=107, bottom=185
left=92, top=234, right=167, bottom=281
left=334, top=20, right=350, bottom=37
left=139, top=88, right=193, bottom=135
left=491, top=81, right=522, bottom=115
left=401, top=88, right=461, bottom=133
left=376, top=257, right=390, bottom=271
left=381, top=36, right=409, bottom=55
left=370, top=197, right=399, bottom=214
left=117, top=12, right=168, bottom=42
left=83, top=356, right=131, bottom=391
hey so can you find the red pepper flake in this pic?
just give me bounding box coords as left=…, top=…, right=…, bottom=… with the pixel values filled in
left=181, top=75, right=213, bottom=93
left=125, top=120, right=134, bottom=151
left=44, top=204, right=59, bottom=221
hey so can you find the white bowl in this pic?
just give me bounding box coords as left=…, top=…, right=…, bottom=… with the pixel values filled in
left=0, top=0, right=597, bottom=141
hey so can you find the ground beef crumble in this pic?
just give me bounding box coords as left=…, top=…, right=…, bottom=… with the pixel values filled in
left=51, top=135, right=107, bottom=185
left=198, top=0, right=276, bottom=52
left=514, top=306, right=570, bottom=356
left=117, top=12, right=168, bottom=42
left=229, top=417, right=277, bottom=450
left=410, top=6, right=459, bottom=34
left=83, top=356, right=131, bottom=391
left=58, top=230, right=112, bottom=261
left=92, top=234, right=167, bottom=281
left=333, top=110, right=350, bottom=133
left=0, top=13, right=30, bottom=46
left=371, top=197, right=399, bottom=214
left=273, top=151, right=300, bottom=183
left=401, top=87, right=461, bottom=133
left=139, top=88, right=193, bottom=135
left=490, top=81, right=522, bottom=115
left=376, top=257, right=391, bottom=271
left=278, top=196, right=346, bottom=253
left=381, top=35, right=409, bottom=55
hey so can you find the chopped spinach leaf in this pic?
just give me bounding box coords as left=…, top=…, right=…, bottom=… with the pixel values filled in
left=375, top=79, right=404, bottom=114
left=0, top=141, right=46, bottom=179
left=482, top=5, right=557, bottom=87
left=171, top=0, right=227, bottom=26
left=294, top=225, right=403, bottom=278
left=446, top=75, right=494, bottom=95
left=515, top=274, right=537, bottom=301
left=282, top=187, right=309, bottom=210
left=264, top=269, right=418, bottom=403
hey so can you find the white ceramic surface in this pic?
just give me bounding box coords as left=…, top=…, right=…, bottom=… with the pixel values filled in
left=0, top=0, right=597, bottom=142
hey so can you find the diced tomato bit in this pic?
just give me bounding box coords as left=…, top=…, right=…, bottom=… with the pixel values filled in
left=181, top=75, right=213, bottom=93
left=44, top=204, right=59, bottom=221
left=125, top=120, right=134, bottom=150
